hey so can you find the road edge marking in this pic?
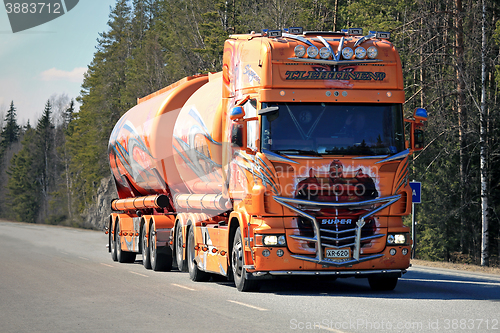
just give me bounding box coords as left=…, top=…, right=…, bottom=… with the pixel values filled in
left=129, top=271, right=149, bottom=278
left=100, top=263, right=114, bottom=268
left=227, top=299, right=268, bottom=311
left=171, top=283, right=196, bottom=291
left=401, top=278, right=500, bottom=286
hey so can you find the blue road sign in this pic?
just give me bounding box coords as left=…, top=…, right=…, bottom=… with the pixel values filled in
left=410, top=181, right=421, bottom=204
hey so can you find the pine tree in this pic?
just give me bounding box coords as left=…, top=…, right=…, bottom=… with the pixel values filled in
left=0, top=101, right=20, bottom=155
left=7, top=127, right=40, bottom=223
left=33, top=100, right=56, bottom=222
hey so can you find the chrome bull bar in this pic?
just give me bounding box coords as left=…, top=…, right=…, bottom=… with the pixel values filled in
left=273, top=195, right=401, bottom=267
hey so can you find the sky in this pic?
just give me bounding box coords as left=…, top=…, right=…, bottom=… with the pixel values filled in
left=0, top=0, right=118, bottom=125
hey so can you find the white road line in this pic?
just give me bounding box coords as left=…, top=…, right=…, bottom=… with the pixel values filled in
left=227, top=300, right=268, bottom=311
left=171, top=283, right=196, bottom=291
left=401, top=278, right=500, bottom=286
left=100, top=263, right=114, bottom=268
left=78, top=256, right=89, bottom=261
left=129, top=271, right=149, bottom=278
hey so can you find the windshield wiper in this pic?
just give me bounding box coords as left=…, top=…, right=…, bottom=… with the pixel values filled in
left=273, top=149, right=322, bottom=156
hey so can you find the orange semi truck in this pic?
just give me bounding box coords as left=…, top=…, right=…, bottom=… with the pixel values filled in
left=106, top=28, right=427, bottom=291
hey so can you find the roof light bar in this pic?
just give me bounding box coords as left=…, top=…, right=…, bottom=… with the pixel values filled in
left=288, top=27, right=303, bottom=35
left=376, top=31, right=390, bottom=39
left=348, top=28, right=363, bottom=35
left=268, top=29, right=282, bottom=38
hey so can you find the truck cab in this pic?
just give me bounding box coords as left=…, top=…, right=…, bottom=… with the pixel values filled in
left=221, top=28, right=427, bottom=290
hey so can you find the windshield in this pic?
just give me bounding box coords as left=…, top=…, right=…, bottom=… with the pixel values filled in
left=261, top=103, right=405, bottom=156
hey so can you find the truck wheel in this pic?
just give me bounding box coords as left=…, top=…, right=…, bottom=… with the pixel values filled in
left=187, top=227, right=210, bottom=282
left=141, top=227, right=151, bottom=269
left=368, top=276, right=398, bottom=291
left=116, top=223, right=136, bottom=264
left=231, top=227, right=259, bottom=292
left=110, top=224, right=118, bottom=262
left=149, top=226, right=172, bottom=272
left=175, top=223, right=187, bottom=272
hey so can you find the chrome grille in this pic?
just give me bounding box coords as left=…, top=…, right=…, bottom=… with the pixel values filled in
left=274, top=195, right=400, bottom=267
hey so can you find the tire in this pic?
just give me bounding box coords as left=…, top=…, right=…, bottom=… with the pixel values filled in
left=116, top=222, right=136, bottom=264
left=110, top=223, right=118, bottom=262
left=368, top=276, right=398, bottom=291
left=141, top=226, right=151, bottom=269
left=175, top=222, right=187, bottom=272
left=187, top=227, right=210, bottom=282
left=231, top=227, right=259, bottom=292
left=149, top=225, right=173, bottom=272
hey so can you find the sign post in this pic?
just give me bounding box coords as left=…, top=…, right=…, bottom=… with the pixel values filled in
left=409, top=181, right=421, bottom=259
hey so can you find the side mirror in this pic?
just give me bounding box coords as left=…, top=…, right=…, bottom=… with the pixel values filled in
left=230, top=122, right=246, bottom=147
left=413, top=128, right=424, bottom=149
left=408, top=108, right=427, bottom=151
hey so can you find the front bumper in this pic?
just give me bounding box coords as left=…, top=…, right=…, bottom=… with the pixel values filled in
left=252, top=268, right=405, bottom=279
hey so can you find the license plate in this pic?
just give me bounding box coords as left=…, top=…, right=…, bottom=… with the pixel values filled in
left=325, top=248, right=350, bottom=259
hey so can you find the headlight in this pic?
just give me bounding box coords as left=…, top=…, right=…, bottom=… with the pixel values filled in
left=263, top=235, right=278, bottom=246
left=355, top=47, right=366, bottom=59
left=319, top=47, right=331, bottom=59
left=387, top=233, right=407, bottom=245
left=294, top=45, right=306, bottom=57
left=259, top=234, right=287, bottom=247
left=307, top=46, right=319, bottom=58
left=341, top=47, right=353, bottom=60
left=367, top=46, right=378, bottom=59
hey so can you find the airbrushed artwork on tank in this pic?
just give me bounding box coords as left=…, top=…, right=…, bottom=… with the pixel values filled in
left=172, top=106, right=223, bottom=194
left=109, top=119, right=158, bottom=192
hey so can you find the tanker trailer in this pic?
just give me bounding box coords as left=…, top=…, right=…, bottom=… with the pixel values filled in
left=106, top=74, right=215, bottom=269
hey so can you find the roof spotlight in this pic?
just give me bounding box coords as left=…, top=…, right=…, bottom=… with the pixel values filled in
left=355, top=47, right=366, bottom=59
left=342, top=47, right=354, bottom=60
left=294, top=45, right=306, bottom=57
left=367, top=46, right=378, bottom=59
left=307, top=46, right=319, bottom=58
left=319, top=47, right=331, bottom=59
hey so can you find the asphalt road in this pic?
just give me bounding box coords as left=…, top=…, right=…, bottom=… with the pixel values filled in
left=1, top=220, right=499, bottom=333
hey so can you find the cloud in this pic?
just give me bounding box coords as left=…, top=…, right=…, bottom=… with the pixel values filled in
left=40, top=67, right=87, bottom=83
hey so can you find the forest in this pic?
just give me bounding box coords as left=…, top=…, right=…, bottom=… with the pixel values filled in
left=0, top=0, right=499, bottom=266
